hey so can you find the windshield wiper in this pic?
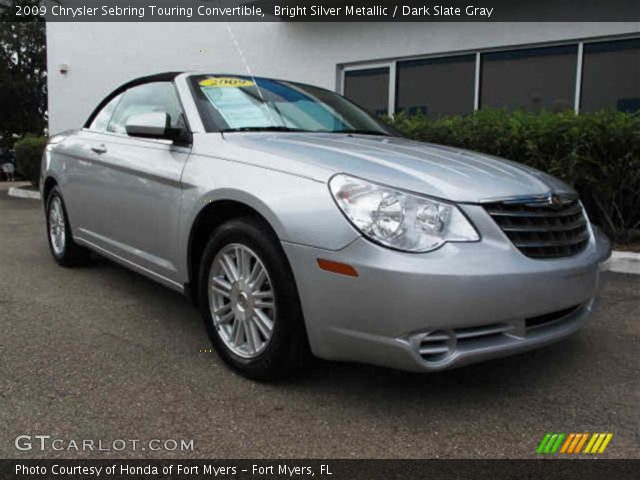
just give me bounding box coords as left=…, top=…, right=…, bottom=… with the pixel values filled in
left=219, top=126, right=311, bottom=133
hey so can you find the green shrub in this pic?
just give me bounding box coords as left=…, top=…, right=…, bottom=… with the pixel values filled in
left=387, top=109, right=640, bottom=243
left=14, top=135, right=47, bottom=187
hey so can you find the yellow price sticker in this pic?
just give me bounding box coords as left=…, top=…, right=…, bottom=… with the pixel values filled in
left=199, top=77, right=255, bottom=88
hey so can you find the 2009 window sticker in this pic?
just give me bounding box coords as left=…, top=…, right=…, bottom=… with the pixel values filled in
left=199, top=77, right=256, bottom=88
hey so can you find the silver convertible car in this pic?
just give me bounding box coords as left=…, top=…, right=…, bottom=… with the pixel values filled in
left=42, top=72, right=611, bottom=379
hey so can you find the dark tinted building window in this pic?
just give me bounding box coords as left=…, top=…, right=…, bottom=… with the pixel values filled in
left=481, top=45, right=577, bottom=112
left=396, top=55, right=475, bottom=117
left=581, top=39, right=640, bottom=113
left=343, top=67, right=389, bottom=116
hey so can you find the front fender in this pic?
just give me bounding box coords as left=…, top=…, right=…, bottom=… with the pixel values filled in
left=177, top=154, right=359, bottom=281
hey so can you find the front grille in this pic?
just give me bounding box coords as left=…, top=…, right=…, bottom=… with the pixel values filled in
left=485, top=198, right=590, bottom=259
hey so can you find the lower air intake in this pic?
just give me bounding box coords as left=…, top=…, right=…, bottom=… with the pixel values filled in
left=418, top=323, right=512, bottom=362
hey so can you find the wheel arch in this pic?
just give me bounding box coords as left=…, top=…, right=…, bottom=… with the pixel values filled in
left=185, top=194, right=286, bottom=305
left=42, top=176, right=59, bottom=205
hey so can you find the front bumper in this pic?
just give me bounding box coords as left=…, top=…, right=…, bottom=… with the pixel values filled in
left=282, top=205, right=608, bottom=372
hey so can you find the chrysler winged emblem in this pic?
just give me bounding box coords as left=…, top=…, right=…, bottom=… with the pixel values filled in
left=548, top=194, right=567, bottom=209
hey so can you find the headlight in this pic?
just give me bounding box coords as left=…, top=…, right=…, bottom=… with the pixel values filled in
left=329, top=174, right=479, bottom=252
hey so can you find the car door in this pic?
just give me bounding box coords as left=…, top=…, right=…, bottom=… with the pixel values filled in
left=78, top=81, right=191, bottom=287
left=59, top=93, right=124, bottom=238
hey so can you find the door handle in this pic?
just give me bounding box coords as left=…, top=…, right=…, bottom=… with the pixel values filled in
left=91, top=144, right=107, bottom=154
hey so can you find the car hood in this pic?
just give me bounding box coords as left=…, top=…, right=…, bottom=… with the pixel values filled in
left=216, top=133, right=574, bottom=203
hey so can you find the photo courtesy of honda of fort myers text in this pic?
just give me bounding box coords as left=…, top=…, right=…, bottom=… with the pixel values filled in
left=1, top=0, right=639, bottom=479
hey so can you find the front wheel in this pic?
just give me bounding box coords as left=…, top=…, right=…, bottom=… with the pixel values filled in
left=46, top=187, right=91, bottom=267
left=198, top=218, right=309, bottom=380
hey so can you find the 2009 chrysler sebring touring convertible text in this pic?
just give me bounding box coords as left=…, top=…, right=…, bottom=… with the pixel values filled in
left=41, top=72, right=611, bottom=379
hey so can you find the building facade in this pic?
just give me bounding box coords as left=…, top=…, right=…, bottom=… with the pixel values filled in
left=47, top=22, right=640, bottom=133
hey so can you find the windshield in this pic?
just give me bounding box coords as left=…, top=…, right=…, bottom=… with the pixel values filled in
left=188, top=75, right=395, bottom=136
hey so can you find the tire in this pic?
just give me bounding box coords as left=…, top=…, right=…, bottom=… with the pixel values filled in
left=46, top=186, right=91, bottom=267
left=197, top=217, right=309, bottom=380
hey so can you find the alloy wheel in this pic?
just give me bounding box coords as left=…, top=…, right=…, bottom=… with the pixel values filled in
left=208, top=243, right=276, bottom=359
left=49, top=196, right=66, bottom=256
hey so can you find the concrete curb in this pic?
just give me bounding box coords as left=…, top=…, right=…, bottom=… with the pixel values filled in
left=608, top=251, right=640, bottom=275
left=8, top=186, right=41, bottom=200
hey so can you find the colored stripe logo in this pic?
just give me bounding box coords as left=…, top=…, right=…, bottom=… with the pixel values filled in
left=537, top=433, right=613, bottom=454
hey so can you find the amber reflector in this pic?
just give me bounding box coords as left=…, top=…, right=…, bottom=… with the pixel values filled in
left=317, top=259, right=359, bottom=277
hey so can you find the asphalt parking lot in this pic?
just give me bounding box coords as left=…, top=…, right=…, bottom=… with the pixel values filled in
left=1, top=188, right=638, bottom=459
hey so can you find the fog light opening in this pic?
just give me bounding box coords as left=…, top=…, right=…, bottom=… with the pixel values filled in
left=418, top=330, right=456, bottom=363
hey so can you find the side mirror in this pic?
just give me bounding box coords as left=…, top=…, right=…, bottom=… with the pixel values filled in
left=125, top=112, right=172, bottom=140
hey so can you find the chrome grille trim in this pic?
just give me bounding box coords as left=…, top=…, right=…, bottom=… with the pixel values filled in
left=486, top=203, right=583, bottom=218
left=485, top=197, right=590, bottom=259
left=500, top=217, right=585, bottom=233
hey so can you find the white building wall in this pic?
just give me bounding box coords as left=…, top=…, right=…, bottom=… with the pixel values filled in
left=47, top=21, right=640, bottom=132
